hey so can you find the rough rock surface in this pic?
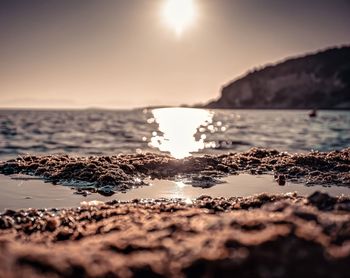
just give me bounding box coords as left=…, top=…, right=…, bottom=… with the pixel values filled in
left=0, top=148, right=349, bottom=195
left=205, top=47, right=350, bottom=109
left=0, top=193, right=350, bottom=277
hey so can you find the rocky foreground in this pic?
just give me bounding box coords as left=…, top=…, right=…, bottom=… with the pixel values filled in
left=0, top=193, right=350, bottom=277
left=0, top=148, right=349, bottom=277
left=0, top=148, right=349, bottom=195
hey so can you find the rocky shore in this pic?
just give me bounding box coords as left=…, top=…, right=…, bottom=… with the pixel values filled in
left=0, top=192, right=350, bottom=277
left=0, top=148, right=349, bottom=277
left=0, top=148, right=349, bottom=195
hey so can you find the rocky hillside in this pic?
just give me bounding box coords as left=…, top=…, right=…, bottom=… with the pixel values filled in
left=206, top=47, right=350, bottom=109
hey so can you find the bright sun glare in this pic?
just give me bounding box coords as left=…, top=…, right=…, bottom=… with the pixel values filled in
left=162, top=0, right=196, bottom=36
left=149, top=108, right=214, bottom=159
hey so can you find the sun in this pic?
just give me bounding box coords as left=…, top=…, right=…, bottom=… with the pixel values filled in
left=162, top=0, right=196, bottom=36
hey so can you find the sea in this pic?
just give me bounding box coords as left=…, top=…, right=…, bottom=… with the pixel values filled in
left=0, top=107, right=350, bottom=209
left=0, top=108, right=349, bottom=161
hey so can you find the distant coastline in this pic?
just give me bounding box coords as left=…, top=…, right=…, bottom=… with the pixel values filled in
left=202, top=46, right=350, bottom=110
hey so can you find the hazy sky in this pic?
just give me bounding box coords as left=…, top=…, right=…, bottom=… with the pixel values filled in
left=1, top=0, right=350, bottom=108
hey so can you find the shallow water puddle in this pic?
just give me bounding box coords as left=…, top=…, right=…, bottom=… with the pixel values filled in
left=0, top=175, right=112, bottom=211
left=1, top=174, right=350, bottom=211
left=142, top=175, right=350, bottom=200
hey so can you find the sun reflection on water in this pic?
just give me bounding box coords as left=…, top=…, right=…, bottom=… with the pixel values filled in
left=148, top=107, right=214, bottom=159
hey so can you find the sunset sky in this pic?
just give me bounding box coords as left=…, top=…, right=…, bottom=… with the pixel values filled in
left=1, top=0, right=350, bottom=109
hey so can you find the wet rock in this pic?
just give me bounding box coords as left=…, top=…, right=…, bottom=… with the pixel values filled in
left=276, top=174, right=286, bottom=186
left=0, top=217, right=14, bottom=229
left=97, top=174, right=120, bottom=186
left=307, top=191, right=337, bottom=210
left=190, top=175, right=224, bottom=188
left=74, top=190, right=90, bottom=197
left=200, top=170, right=223, bottom=176
left=97, top=187, right=115, bottom=197
left=335, top=200, right=350, bottom=212
left=55, top=227, right=74, bottom=241
left=1, top=162, right=18, bottom=174
left=119, top=164, right=135, bottom=174
left=217, top=164, right=230, bottom=173
left=45, top=217, right=60, bottom=232
left=4, top=209, right=17, bottom=217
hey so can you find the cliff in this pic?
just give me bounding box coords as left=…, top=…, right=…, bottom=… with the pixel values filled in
left=206, top=46, right=350, bottom=109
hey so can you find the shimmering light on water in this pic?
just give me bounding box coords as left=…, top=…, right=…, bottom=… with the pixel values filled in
left=175, top=181, right=187, bottom=188
left=149, top=108, right=214, bottom=159
left=0, top=110, right=349, bottom=160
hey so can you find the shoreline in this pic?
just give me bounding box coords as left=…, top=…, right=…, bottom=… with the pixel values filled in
left=0, top=148, right=349, bottom=277
left=0, top=148, right=349, bottom=196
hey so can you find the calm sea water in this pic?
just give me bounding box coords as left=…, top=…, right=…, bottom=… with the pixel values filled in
left=0, top=108, right=349, bottom=160
left=0, top=108, right=349, bottom=209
